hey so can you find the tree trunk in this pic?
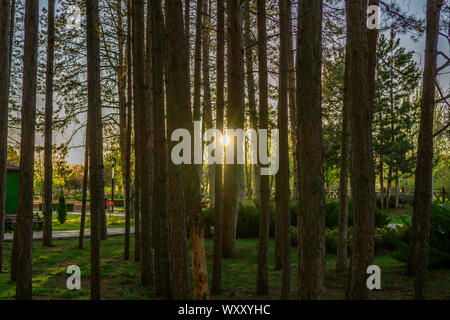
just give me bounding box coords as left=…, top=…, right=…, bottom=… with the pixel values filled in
left=297, top=0, right=326, bottom=300
left=124, top=0, right=133, bottom=261
left=78, top=136, right=89, bottom=250
left=243, top=0, right=260, bottom=198
left=336, top=39, right=351, bottom=274
left=165, top=0, right=198, bottom=299
left=133, top=0, right=153, bottom=286
left=277, top=0, right=291, bottom=300
left=86, top=0, right=105, bottom=300
left=345, top=0, right=376, bottom=300
left=193, top=0, right=203, bottom=124
left=15, top=0, right=39, bottom=300
left=0, top=0, right=12, bottom=274
left=288, top=10, right=298, bottom=211
left=223, top=0, right=245, bottom=259
left=256, top=0, right=270, bottom=296
left=395, top=172, right=399, bottom=209
left=116, top=0, right=130, bottom=261
left=151, top=0, right=172, bottom=299
left=42, top=0, right=55, bottom=248
left=211, top=0, right=225, bottom=295
left=410, top=0, right=443, bottom=300
left=202, top=0, right=214, bottom=208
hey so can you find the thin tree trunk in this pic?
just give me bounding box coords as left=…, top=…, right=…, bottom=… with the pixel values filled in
left=297, top=0, right=326, bottom=300
left=133, top=0, right=153, bottom=286
left=223, top=0, right=245, bottom=259
left=193, top=0, right=203, bottom=123
left=410, top=0, right=443, bottom=300
left=336, top=39, right=351, bottom=274
left=129, top=0, right=141, bottom=264
left=277, top=0, right=291, bottom=300
left=0, top=0, right=12, bottom=274
left=211, top=0, right=225, bottom=295
left=116, top=0, right=130, bottom=260
left=288, top=9, right=298, bottom=211
left=243, top=0, right=260, bottom=197
left=15, top=0, right=39, bottom=300
left=86, top=0, right=104, bottom=300
left=256, top=0, right=270, bottom=295
left=395, top=171, right=399, bottom=209
left=151, top=0, right=172, bottom=299
left=202, top=0, right=214, bottom=208
left=124, top=0, right=133, bottom=261
left=42, top=0, right=55, bottom=248
left=345, top=0, right=376, bottom=300
left=78, top=136, right=89, bottom=250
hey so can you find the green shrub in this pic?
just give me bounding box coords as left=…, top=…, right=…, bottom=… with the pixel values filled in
left=57, top=195, right=67, bottom=224
left=391, top=202, right=450, bottom=268
left=376, top=193, right=414, bottom=209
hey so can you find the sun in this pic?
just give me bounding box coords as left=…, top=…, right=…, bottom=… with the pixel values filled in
left=220, top=135, right=230, bottom=146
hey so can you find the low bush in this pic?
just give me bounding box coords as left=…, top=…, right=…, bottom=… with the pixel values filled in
left=204, top=200, right=392, bottom=241
left=376, top=193, right=414, bottom=209
left=391, top=202, right=450, bottom=268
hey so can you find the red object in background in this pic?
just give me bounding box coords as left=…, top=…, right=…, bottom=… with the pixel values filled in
left=106, top=200, right=115, bottom=208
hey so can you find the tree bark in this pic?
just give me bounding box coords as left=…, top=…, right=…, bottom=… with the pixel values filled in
left=223, top=0, right=245, bottom=259
left=202, top=0, right=214, bottom=208
left=78, top=136, right=89, bottom=250
left=124, top=0, right=133, bottom=261
left=133, top=0, right=153, bottom=286
left=211, top=0, right=225, bottom=295
left=86, top=0, right=105, bottom=300
left=42, top=0, right=55, bottom=248
left=336, top=39, right=351, bottom=274
left=277, top=0, right=291, bottom=300
left=0, top=0, right=12, bottom=274
left=297, top=0, right=326, bottom=300
left=15, top=0, right=39, bottom=300
left=345, top=0, right=376, bottom=300
left=151, top=0, right=173, bottom=299
left=410, top=0, right=443, bottom=300
left=165, top=0, right=198, bottom=299
left=243, top=0, right=260, bottom=197
left=256, top=0, right=270, bottom=296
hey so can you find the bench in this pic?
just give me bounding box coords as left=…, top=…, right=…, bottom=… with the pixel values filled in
left=4, top=213, right=43, bottom=233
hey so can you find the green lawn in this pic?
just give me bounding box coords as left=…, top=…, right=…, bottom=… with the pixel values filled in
left=0, top=237, right=449, bottom=300
left=49, top=214, right=133, bottom=231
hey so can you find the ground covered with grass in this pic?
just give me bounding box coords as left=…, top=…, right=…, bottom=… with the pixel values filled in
left=0, top=236, right=449, bottom=300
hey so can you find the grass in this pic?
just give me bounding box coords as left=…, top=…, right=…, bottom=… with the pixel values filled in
left=0, top=237, right=449, bottom=300
left=51, top=214, right=133, bottom=231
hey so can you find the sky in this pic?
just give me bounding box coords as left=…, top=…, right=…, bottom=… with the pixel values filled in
left=35, top=0, right=449, bottom=164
